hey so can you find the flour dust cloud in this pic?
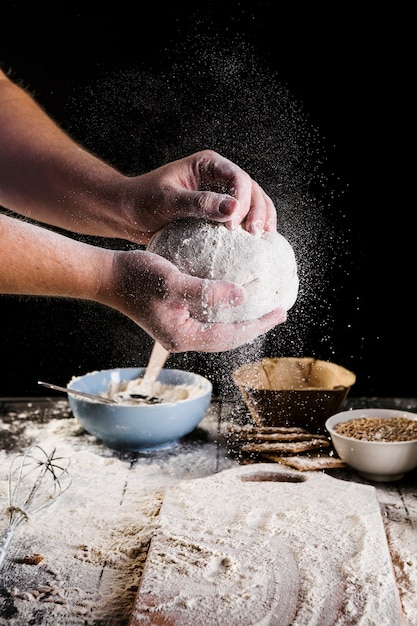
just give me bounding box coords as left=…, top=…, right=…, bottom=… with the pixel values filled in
left=64, top=32, right=351, bottom=397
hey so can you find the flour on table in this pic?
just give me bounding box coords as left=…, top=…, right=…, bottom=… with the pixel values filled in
left=0, top=409, right=224, bottom=625
left=147, top=218, right=299, bottom=323
left=1, top=405, right=417, bottom=626
left=132, top=465, right=405, bottom=626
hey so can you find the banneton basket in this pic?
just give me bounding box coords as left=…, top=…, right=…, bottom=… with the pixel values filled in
left=232, top=357, right=356, bottom=433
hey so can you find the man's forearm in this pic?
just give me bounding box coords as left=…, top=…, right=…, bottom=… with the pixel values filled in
left=0, top=70, right=128, bottom=237
left=0, top=213, right=112, bottom=299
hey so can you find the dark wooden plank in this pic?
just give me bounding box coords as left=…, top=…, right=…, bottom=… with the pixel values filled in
left=0, top=397, right=416, bottom=625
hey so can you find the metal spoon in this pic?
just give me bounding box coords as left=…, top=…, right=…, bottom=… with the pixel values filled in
left=38, top=381, right=117, bottom=404
left=37, top=381, right=162, bottom=405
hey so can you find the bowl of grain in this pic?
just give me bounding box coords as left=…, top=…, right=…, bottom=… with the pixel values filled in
left=67, top=367, right=212, bottom=452
left=325, top=408, right=417, bottom=481
left=232, top=357, right=356, bottom=433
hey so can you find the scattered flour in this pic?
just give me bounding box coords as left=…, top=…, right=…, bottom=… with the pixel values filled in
left=1, top=404, right=417, bottom=626
left=132, top=465, right=406, bottom=626
left=0, top=406, right=225, bottom=625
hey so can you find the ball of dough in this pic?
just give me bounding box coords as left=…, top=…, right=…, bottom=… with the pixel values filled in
left=147, top=218, right=299, bottom=323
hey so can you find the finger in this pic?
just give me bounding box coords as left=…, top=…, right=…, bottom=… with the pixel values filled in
left=187, top=151, right=252, bottom=228
left=165, top=186, right=277, bottom=236
left=173, top=275, right=247, bottom=319
left=198, top=157, right=277, bottom=233
left=173, top=189, right=240, bottom=225
left=201, top=154, right=253, bottom=225
left=199, top=307, right=287, bottom=352
left=166, top=271, right=288, bottom=351
left=243, top=182, right=278, bottom=236
left=172, top=307, right=287, bottom=353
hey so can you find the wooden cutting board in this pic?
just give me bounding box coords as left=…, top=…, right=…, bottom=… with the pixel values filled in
left=130, top=464, right=404, bottom=625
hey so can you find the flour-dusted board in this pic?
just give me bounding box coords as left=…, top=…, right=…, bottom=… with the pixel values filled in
left=130, top=464, right=404, bottom=626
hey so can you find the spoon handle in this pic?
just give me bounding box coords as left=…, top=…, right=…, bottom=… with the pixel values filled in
left=38, top=381, right=116, bottom=404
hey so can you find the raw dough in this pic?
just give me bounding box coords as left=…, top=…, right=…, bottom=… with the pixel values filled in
left=147, top=218, right=299, bottom=323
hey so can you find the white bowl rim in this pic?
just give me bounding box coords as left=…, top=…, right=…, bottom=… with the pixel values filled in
left=325, top=408, right=417, bottom=445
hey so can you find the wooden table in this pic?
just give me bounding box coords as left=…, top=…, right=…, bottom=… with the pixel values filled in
left=0, top=396, right=416, bottom=625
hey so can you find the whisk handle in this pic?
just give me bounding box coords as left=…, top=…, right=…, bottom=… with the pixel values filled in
left=0, top=526, right=16, bottom=569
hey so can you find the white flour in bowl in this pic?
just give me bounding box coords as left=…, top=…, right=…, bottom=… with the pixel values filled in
left=103, top=378, right=206, bottom=404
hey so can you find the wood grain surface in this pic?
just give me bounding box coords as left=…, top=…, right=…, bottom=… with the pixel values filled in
left=0, top=397, right=416, bottom=625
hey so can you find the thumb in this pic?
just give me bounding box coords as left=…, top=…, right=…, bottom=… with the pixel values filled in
left=176, top=190, right=240, bottom=226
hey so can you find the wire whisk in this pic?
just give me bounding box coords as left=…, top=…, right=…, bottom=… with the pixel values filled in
left=0, top=445, right=71, bottom=568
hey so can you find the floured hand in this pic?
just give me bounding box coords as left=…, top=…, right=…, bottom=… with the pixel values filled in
left=98, top=248, right=287, bottom=352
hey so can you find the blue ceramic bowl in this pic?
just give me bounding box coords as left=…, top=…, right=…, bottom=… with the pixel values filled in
left=67, top=367, right=212, bottom=452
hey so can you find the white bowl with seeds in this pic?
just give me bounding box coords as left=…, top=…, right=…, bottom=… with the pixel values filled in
left=325, top=408, right=417, bottom=482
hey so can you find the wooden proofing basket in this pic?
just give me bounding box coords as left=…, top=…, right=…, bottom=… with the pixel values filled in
left=232, top=357, right=356, bottom=432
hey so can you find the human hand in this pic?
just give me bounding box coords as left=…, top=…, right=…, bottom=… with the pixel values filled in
left=123, top=150, right=277, bottom=244
left=0, top=73, right=276, bottom=245
left=99, top=249, right=287, bottom=352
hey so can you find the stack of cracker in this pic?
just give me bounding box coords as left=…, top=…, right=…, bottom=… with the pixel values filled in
left=223, top=423, right=346, bottom=471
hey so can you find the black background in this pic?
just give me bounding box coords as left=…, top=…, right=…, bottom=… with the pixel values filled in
left=0, top=3, right=413, bottom=398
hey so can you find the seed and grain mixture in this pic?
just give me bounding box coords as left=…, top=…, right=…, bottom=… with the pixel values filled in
left=334, top=416, right=417, bottom=442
